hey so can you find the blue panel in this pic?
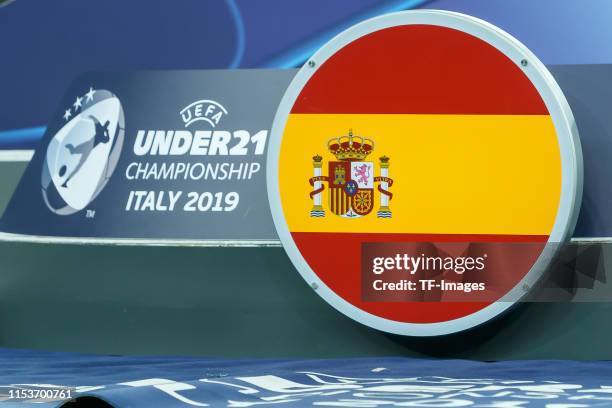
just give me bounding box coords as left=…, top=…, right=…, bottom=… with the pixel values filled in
left=4, top=0, right=611, bottom=146
left=425, top=0, right=612, bottom=64
left=0, top=0, right=401, bottom=133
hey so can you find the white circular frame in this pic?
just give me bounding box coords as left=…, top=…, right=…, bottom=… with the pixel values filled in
left=267, top=10, right=583, bottom=337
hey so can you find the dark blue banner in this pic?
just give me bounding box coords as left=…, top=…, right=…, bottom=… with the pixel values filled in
left=2, top=348, right=612, bottom=407
left=0, top=70, right=295, bottom=241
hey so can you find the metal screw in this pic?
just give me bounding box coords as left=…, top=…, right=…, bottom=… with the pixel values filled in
left=307, top=60, right=316, bottom=68
left=520, top=59, right=528, bottom=67
left=310, top=282, right=319, bottom=290
left=522, top=283, right=530, bottom=291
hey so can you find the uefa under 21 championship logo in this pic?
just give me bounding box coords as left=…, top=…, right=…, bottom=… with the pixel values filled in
left=41, top=87, right=125, bottom=215
left=309, top=129, right=393, bottom=218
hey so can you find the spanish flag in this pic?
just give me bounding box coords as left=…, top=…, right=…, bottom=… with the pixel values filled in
left=278, top=24, right=561, bottom=324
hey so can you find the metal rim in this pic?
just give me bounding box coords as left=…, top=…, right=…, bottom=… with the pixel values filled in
left=267, top=10, right=583, bottom=336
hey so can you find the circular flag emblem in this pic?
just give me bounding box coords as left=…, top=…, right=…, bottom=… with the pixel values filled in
left=267, top=11, right=582, bottom=336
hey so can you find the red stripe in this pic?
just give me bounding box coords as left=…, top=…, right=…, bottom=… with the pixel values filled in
left=292, top=232, right=549, bottom=243
left=291, top=25, right=548, bottom=115
left=291, top=232, right=548, bottom=323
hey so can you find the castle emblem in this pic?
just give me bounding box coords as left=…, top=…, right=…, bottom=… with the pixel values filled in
left=309, top=129, right=393, bottom=218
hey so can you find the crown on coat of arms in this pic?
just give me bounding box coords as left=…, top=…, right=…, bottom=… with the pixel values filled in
left=327, top=129, right=374, bottom=161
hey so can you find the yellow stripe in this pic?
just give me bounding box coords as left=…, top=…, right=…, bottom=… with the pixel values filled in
left=280, top=113, right=561, bottom=235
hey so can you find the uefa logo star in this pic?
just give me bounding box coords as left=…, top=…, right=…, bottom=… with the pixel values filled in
left=41, top=87, right=125, bottom=215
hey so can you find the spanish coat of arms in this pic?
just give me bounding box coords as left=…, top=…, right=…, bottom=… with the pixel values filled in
left=309, top=129, right=393, bottom=218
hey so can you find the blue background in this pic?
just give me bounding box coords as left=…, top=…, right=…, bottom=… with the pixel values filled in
left=1, top=0, right=612, bottom=148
